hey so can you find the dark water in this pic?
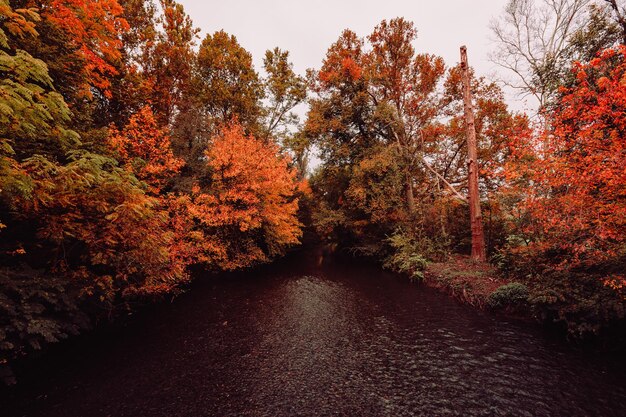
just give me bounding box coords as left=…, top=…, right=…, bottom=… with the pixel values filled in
left=3, top=251, right=626, bottom=417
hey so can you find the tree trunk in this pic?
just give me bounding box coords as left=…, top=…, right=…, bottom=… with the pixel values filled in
left=406, top=174, right=416, bottom=213
left=460, top=46, right=486, bottom=262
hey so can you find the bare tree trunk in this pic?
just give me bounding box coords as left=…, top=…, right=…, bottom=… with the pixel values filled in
left=460, top=46, right=486, bottom=262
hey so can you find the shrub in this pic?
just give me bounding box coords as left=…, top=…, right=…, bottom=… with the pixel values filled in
left=383, top=230, right=429, bottom=280
left=526, top=271, right=625, bottom=338
left=488, top=282, right=530, bottom=309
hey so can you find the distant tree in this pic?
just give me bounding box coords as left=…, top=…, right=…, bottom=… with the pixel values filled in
left=262, top=47, right=307, bottom=141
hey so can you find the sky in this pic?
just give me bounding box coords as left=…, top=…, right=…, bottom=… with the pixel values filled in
left=176, top=0, right=533, bottom=111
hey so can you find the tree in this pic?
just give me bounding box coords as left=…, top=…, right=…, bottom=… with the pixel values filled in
left=490, top=0, right=592, bottom=110
left=22, top=151, right=188, bottom=297
left=567, top=2, right=625, bottom=65
left=262, top=47, right=307, bottom=141
left=0, top=0, right=78, bottom=227
left=205, top=122, right=302, bottom=267
left=91, top=0, right=158, bottom=128
left=29, top=0, right=129, bottom=100
left=175, top=122, right=302, bottom=271
left=194, top=30, right=264, bottom=131
left=366, top=18, right=447, bottom=213
left=505, top=46, right=626, bottom=289
left=169, top=29, right=263, bottom=177
left=307, top=18, right=524, bottom=257
left=603, top=0, right=626, bottom=44
left=308, top=19, right=447, bottom=213
left=108, top=106, right=183, bottom=194
left=144, top=0, right=198, bottom=126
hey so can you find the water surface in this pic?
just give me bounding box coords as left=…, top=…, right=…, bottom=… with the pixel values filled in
left=3, top=251, right=626, bottom=416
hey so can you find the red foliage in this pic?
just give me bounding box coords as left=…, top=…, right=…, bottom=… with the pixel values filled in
left=43, top=0, right=129, bottom=98
left=506, top=47, right=626, bottom=291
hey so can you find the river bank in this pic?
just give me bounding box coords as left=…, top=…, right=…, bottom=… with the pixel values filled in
left=386, top=250, right=626, bottom=344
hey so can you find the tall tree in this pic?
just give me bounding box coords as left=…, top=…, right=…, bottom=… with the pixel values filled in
left=490, top=0, right=591, bottom=110
left=144, top=0, right=198, bottom=126
left=308, top=19, right=447, bottom=213
left=505, top=46, right=626, bottom=278
left=262, top=47, right=307, bottom=141
left=367, top=18, right=446, bottom=212
left=195, top=30, right=263, bottom=130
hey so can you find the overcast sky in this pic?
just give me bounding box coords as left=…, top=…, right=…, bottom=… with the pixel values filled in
left=176, top=0, right=534, bottom=111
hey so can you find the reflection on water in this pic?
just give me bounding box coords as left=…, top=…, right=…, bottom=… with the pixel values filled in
left=3, top=251, right=626, bottom=416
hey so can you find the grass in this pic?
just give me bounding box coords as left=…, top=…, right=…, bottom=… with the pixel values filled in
left=423, top=255, right=517, bottom=310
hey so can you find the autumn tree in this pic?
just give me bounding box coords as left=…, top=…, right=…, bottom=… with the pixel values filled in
left=180, top=123, right=302, bottom=270
left=262, top=47, right=307, bottom=141
left=173, top=29, right=271, bottom=181
left=22, top=152, right=188, bottom=297
left=5, top=0, right=129, bottom=129
left=108, top=106, right=183, bottom=193
left=306, top=18, right=521, bottom=256
left=366, top=18, right=447, bottom=213
left=504, top=46, right=626, bottom=292
left=194, top=30, right=264, bottom=130
left=144, top=0, right=198, bottom=126
left=92, top=0, right=158, bottom=127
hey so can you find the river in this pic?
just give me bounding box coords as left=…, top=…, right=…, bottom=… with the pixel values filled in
left=3, top=250, right=626, bottom=416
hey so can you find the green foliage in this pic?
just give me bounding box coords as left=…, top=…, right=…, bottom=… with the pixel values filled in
left=487, top=282, right=529, bottom=309
left=195, top=30, right=264, bottom=130
left=0, top=268, right=90, bottom=384
left=526, top=271, right=625, bottom=338
left=383, top=230, right=429, bottom=280
left=0, top=1, right=79, bottom=225
left=262, top=47, right=307, bottom=141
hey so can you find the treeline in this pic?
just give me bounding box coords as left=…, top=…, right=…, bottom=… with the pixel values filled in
left=305, top=5, right=626, bottom=337
left=0, top=0, right=307, bottom=378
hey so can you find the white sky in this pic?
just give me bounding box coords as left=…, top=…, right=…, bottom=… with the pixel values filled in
left=177, top=0, right=535, bottom=113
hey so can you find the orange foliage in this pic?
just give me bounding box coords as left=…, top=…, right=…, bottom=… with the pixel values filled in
left=43, top=0, right=129, bottom=98
left=22, top=153, right=188, bottom=298
left=317, top=30, right=364, bottom=86
left=108, top=106, right=183, bottom=193
left=179, top=123, right=302, bottom=270
left=206, top=123, right=300, bottom=236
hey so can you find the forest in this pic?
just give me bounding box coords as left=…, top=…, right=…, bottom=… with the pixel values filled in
left=0, top=0, right=625, bottom=386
